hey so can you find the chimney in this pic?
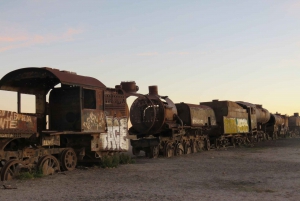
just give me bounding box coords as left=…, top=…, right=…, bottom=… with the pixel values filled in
left=149, top=85, right=158, bottom=95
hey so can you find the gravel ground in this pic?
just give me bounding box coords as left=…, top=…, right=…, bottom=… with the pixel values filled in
left=1, top=138, right=300, bottom=201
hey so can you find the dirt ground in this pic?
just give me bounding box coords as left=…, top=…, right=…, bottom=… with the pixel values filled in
left=1, top=138, right=300, bottom=201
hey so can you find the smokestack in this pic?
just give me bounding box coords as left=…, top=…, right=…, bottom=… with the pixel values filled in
left=149, top=85, right=158, bottom=95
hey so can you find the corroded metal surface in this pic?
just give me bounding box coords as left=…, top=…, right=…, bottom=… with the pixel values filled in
left=0, top=67, right=106, bottom=93
left=236, top=101, right=270, bottom=124
left=289, top=113, right=300, bottom=127
left=175, top=103, right=216, bottom=127
left=0, top=110, right=37, bottom=136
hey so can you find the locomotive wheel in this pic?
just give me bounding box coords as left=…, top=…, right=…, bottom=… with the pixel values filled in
left=164, top=143, right=174, bottom=158
left=191, top=140, right=197, bottom=153
left=60, top=148, right=77, bottom=171
left=196, top=140, right=203, bottom=151
left=175, top=143, right=184, bottom=156
left=38, top=155, right=60, bottom=176
left=215, top=139, right=220, bottom=149
left=132, top=147, right=140, bottom=156
left=184, top=142, right=191, bottom=154
left=0, top=159, right=25, bottom=181
left=149, top=146, right=159, bottom=158
left=205, top=139, right=210, bottom=150
left=231, top=137, right=235, bottom=148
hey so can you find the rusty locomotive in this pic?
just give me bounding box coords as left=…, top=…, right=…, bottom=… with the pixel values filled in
left=0, top=67, right=138, bottom=180
left=129, top=86, right=294, bottom=158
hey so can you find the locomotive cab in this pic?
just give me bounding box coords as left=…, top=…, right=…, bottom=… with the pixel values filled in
left=49, top=86, right=106, bottom=132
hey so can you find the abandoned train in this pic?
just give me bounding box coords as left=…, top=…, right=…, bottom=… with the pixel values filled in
left=0, top=67, right=138, bottom=181
left=129, top=86, right=297, bottom=158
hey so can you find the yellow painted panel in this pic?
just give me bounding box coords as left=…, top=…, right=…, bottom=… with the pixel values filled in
left=224, top=117, right=238, bottom=134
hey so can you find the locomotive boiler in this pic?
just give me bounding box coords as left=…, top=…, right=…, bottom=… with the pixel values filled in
left=0, top=67, right=138, bottom=180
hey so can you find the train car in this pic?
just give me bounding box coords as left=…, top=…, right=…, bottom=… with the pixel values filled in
left=236, top=102, right=271, bottom=141
left=0, top=67, right=138, bottom=180
left=129, top=86, right=215, bottom=158
left=265, top=113, right=289, bottom=139
left=288, top=113, right=300, bottom=136
left=200, top=100, right=251, bottom=147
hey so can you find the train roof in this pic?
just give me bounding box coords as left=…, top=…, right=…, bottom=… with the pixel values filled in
left=0, top=67, right=106, bottom=94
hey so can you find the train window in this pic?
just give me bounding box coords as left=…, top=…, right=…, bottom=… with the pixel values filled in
left=83, top=89, right=96, bottom=109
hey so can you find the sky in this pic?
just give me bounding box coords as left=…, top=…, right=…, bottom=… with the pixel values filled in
left=0, top=0, right=299, bottom=115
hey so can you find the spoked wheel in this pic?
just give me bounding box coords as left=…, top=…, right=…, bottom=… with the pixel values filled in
left=215, top=139, right=220, bottom=149
left=191, top=140, right=197, bottom=153
left=175, top=143, right=184, bottom=156
left=1, top=160, right=26, bottom=181
left=231, top=137, right=235, bottom=148
left=196, top=140, right=203, bottom=151
left=164, top=143, right=174, bottom=158
left=205, top=139, right=210, bottom=151
left=132, top=147, right=141, bottom=156
left=184, top=142, right=191, bottom=154
left=60, top=148, right=77, bottom=171
left=38, top=155, right=60, bottom=176
left=149, top=146, right=159, bottom=158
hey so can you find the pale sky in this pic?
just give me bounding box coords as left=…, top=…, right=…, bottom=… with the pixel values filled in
left=0, top=0, right=299, bottom=115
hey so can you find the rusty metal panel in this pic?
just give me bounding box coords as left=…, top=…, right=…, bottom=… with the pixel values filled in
left=175, top=103, right=216, bottom=127
left=190, top=105, right=216, bottom=127
left=0, top=67, right=106, bottom=94
left=42, top=135, right=60, bottom=146
left=82, top=110, right=105, bottom=132
left=236, top=101, right=270, bottom=124
left=91, top=117, right=129, bottom=151
left=250, top=114, right=257, bottom=130
left=44, top=68, right=106, bottom=89
left=0, top=110, right=37, bottom=136
left=104, top=89, right=127, bottom=117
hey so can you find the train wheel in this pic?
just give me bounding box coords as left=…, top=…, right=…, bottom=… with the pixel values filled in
left=175, top=143, right=184, bottom=156
left=215, top=139, right=220, bottom=149
left=60, top=148, right=77, bottom=171
left=184, top=142, right=191, bottom=154
left=149, top=146, right=159, bottom=158
left=132, top=147, right=140, bottom=156
left=38, top=155, right=60, bottom=176
left=231, top=137, right=235, bottom=148
left=191, top=140, right=197, bottom=153
left=196, top=140, right=204, bottom=151
left=0, top=159, right=25, bottom=181
left=164, top=143, right=174, bottom=158
left=205, top=139, right=210, bottom=151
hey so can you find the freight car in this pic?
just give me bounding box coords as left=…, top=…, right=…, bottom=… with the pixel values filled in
left=0, top=67, right=138, bottom=180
